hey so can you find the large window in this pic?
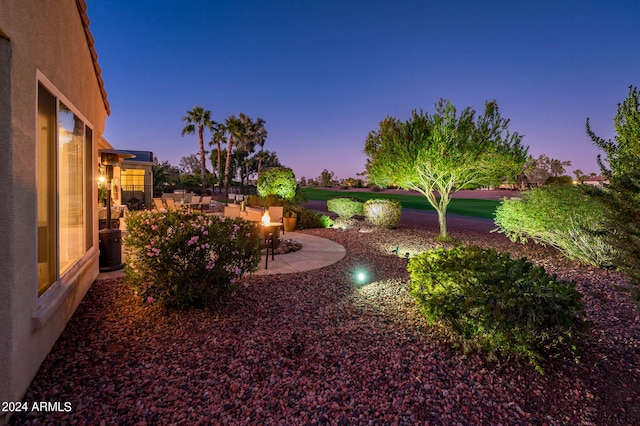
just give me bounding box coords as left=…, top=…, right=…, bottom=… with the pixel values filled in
left=37, top=82, right=93, bottom=295
left=121, top=168, right=145, bottom=188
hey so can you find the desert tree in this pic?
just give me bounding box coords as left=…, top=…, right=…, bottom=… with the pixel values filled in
left=365, top=99, right=528, bottom=239
left=586, top=85, right=640, bottom=284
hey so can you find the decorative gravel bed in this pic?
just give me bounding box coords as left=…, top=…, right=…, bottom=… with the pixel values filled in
left=11, top=222, right=640, bottom=425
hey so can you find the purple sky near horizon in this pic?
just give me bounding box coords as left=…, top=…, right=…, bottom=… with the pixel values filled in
left=87, top=0, right=639, bottom=181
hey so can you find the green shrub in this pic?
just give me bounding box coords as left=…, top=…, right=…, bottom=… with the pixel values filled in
left=124, top=210, right=262, bottom=309
left=244, top=194, right=287, bottom=208
left=363, top=198, right=402, bottom=228
left=327, top=197, right=364, bottom=219
left=286, top=205, right=333, bottom=229
left=544, top=175, right=574, bottom=186
left=291, top=186, right=308, bottom=205
left=408, top=245, right=587, bottom=374
left=257, top=167, right=297, bottom=200
left=494, top=185, right=614, bottom=267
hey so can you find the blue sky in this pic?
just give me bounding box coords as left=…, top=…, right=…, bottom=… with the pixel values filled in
left=87, top=0, right=640, bottom=180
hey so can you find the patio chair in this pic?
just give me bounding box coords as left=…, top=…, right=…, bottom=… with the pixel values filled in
left=267, top=206, right=285, bottom=233
left=153, top=198, right=165, bottom=210
left=244, top=207, right=264, bottom=224
left=165, top=198, right=177, bottom=210
left=224, top=204, right=241, bottom=218
left=200, top=196, right=212, bottom=211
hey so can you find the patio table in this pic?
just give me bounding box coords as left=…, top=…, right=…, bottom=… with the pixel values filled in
left=261, top=222, right=283, bottom=269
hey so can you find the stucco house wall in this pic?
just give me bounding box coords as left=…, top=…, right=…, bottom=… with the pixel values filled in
left=0, top=1, right=110, bottom=421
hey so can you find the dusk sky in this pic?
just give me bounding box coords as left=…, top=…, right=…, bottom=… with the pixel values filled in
left=87, top=0, right=639, bottom=181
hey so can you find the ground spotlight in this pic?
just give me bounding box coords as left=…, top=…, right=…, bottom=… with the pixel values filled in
left=351, top=268, right=371, bottom=286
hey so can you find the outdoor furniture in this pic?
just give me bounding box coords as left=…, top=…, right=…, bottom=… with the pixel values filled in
left=224, top=204, right=241, bottom=218
left=165, top=198, right=177, bottom=210
left=200, top=196, right=212, bottom=211
left=153, top=198, right=165, bottom=210
left=242, top=207, right=264, bottom=223
left=261, top=222, right=283, bottom=269
left=267, top=206, right=284, bottom=233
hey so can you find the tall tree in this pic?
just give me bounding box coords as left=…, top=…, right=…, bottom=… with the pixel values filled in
left=181, top=106, right=215, bottom=194
left=222, top=115, right=245, bottom=199
left=178, top=154, right=201, bottom=174
left=255, top=150, right=269, bottom=176
left=586, top=85, right=640, bottom=284
left=221, top=113, right=268, bottom=199
left=365, top=99, right=528, bottom=239
left=209, top=124, right=226, bottom=189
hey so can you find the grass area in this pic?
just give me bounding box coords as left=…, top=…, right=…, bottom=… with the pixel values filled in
left=303, top=188, right=500, bottom=220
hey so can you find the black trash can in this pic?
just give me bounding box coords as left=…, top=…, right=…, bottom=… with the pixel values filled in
left=99, top=228, right=124, bottom=271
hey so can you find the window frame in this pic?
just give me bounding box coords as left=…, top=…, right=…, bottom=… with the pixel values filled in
left=33, top=70, right=98, bottom=327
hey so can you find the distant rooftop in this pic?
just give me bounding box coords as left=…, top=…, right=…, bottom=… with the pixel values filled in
left=122, top=150, right=153, bottom=163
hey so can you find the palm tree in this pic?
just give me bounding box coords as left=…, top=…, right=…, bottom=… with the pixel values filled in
left=223, top=115, right=245, bottom=199
left=181, top=106, right=215, bottom=194
left=209, top=124, right=226, bottom=191
left=255, top=149, right=270, bottom=176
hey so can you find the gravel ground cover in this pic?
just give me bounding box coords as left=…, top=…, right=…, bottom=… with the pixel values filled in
left=11, top=221, right=640, bottom=425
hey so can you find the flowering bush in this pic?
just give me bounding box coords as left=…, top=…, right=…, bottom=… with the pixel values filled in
left=124, top=209, right=262, bottom=309
left=363, top=199, right=402, bottom=228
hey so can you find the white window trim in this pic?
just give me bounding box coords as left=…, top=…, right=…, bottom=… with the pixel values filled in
left=33, top=69, right=98, bottom=329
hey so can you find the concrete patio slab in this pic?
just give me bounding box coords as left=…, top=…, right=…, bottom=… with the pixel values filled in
left=254, top=231, right=346, bottom=275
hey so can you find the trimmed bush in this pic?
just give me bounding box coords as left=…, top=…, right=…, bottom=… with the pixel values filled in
left=244, top=194, right=287, bottom=208
left=363, top=198, right=402, bottom=228
left=494, top=185, right=614, bottom=267
left=286, top=205, right=333, bottom=229
left=408, top=245, right=587, bottom=373
left=257, top=167, right=297, bottom=200
left=124, top=209, right=262, bottom=309
left=327, top=197, right=364, bottom=219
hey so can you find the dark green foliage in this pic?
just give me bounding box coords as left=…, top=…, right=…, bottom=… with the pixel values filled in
left=327, top=197, right=364, bottom=219
left=245, top=194, right=287, bottom=208
left=363, top=199, right=402, bottom=228
left=285, top=205, right=333, bottom=229
left=544, top=175, right=573, bottom=186
left=587, top=86, right=640, bottom=284
left=494, top=185, right=614, bottom=267
left=246, top=187, right=306, bottom=209
left=408, top=245, right=587, bottom=373
left=291, top=186, right=308, bottom=205
left=257, top=167, right=297, bottom=200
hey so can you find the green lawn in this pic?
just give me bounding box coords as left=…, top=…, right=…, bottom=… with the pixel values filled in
left=303, top=188, right=500, bottom=220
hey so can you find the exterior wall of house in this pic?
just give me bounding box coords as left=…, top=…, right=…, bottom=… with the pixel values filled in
left=0, top=0, right=109, bottom=418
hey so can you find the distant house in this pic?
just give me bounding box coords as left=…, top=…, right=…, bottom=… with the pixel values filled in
left=108, top=150, right=154, bottom=210
left=582, top=175, right=609, bottom=187
left=0, top=0, right=112, bottom=418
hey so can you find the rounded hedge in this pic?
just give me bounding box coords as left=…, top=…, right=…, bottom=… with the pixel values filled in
left=363, top=199, right=402, bottom=228
left=327, top=197, right=364, bottom=219
left=408, top=245, right=587, bottom=374
left=257, top=167, right=297, bottom=201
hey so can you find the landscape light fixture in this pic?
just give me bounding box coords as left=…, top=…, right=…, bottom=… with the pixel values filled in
left=352, top=267, right=371, bottom=286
